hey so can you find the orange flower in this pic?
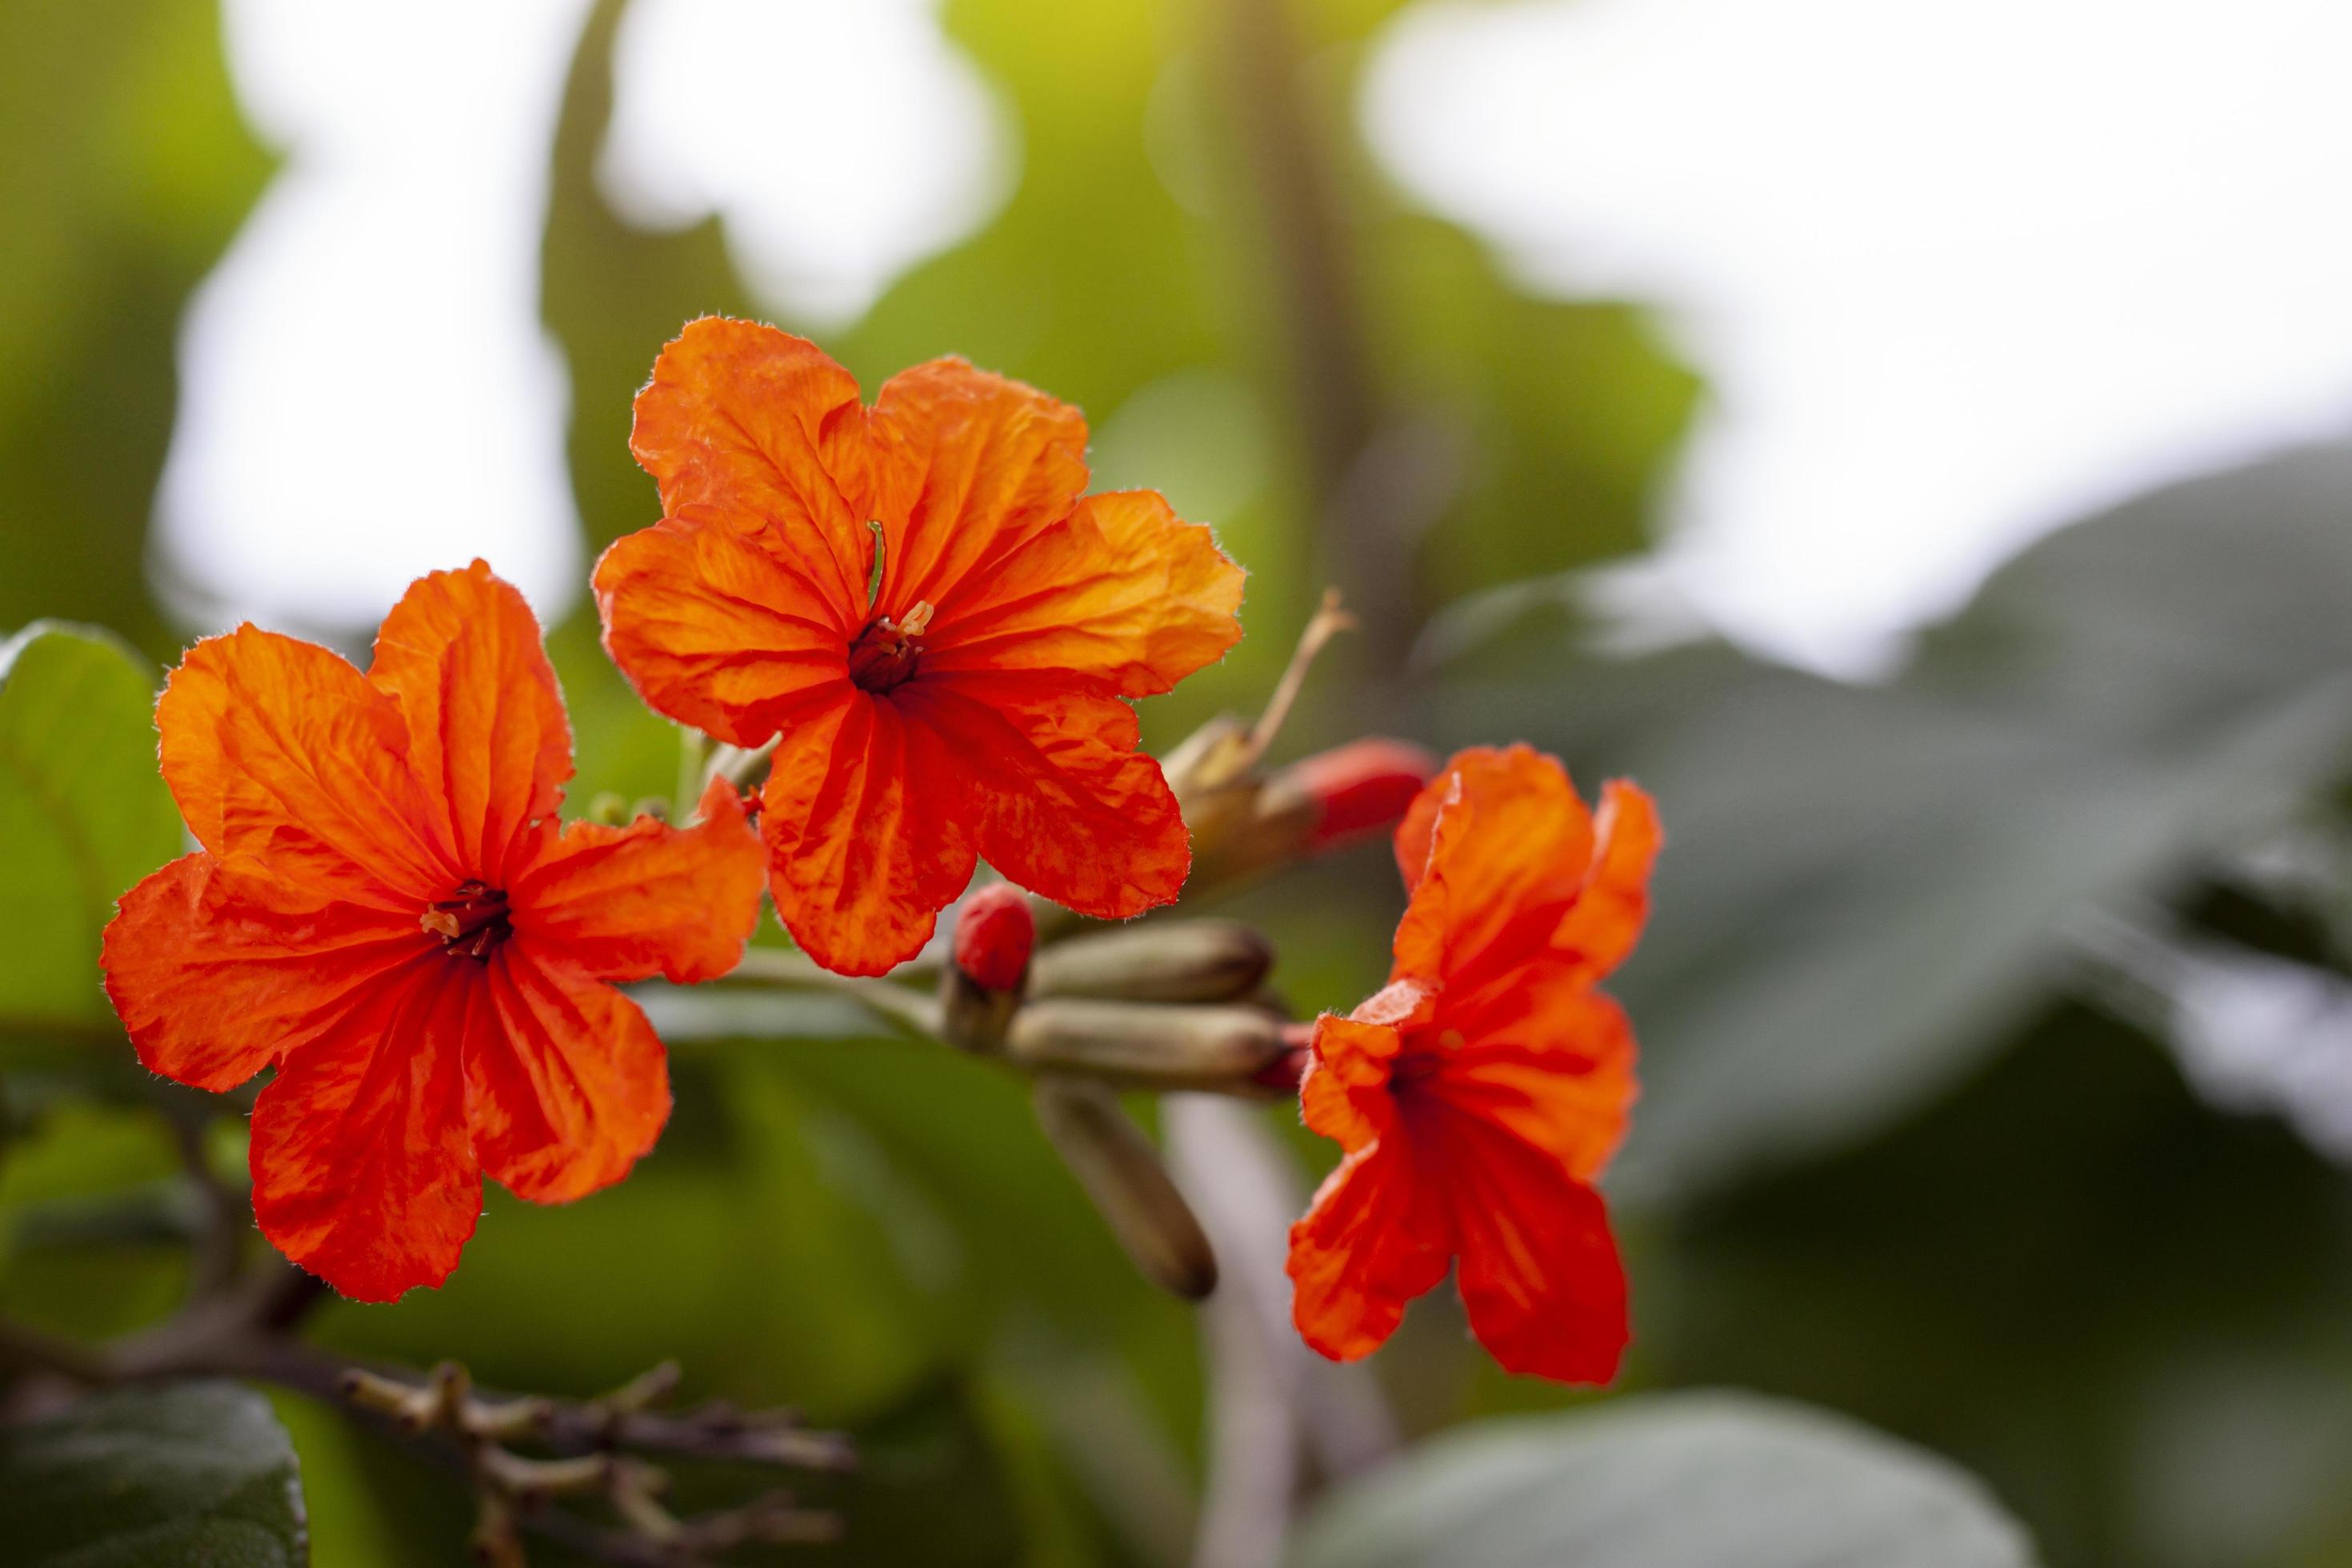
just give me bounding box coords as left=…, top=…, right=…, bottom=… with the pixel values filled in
left=594, top=318, right=1245, bottom=976
left=1286, top=745, right=1661, bottom=1382
left=100, top=563, right=765, bottom=1302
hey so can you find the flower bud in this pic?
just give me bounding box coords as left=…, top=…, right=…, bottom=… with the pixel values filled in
left=942, top=884, right=1034, bottom=1050
left=1273, top=738, right=1438, bottom=850
left=1032, top=1074, right=1217, bottom=1299
left=1029, top=921, right=1275, bottom=1003
left=1006, top=999, right=1287, bottom=1090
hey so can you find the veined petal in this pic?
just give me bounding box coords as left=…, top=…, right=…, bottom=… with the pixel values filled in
left=1299, top=998, right=1427, bottom=1154
left=1392, top=745, right=1595, bottom=994
left=467, top=950, right=670, bottom=1205
left=762, top=690, right=977, bottom=976
left=629, top=317, right=875, bottom=622
left=510, top=778, right=765, bottom=983
left=868, top=358, right=1090, bottom=617
left=922, top=490, right=1244, bottom=698
left=593, top=502, right=852, bottom=748
left=369, top=562, right=572, bottom=877
left=902, top=673, right=1189, bottom=922
left=102, top=854, right=429, bottom=1093
left=1434, top=1114, right=1628, bottom=1384
left=1552, top=779, right=1663, bottom=984
left=1286, top=1139, right=1453, bottom=1363
left=158, top=624, right=449, bottom=903
left=249, top=963, right=481, bottom=1302
left=1430, top=978, right=1636, bottom=1182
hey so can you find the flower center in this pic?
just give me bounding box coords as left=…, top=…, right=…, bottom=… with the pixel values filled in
left=420, top=880, right=513, bottom=961
left=847, top=600, right=934, bottom=694
left=1392, top=1027, right=1468, bottom=1086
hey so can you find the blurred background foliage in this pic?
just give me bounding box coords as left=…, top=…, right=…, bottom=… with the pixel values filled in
left=2, top=0, right=2350, bottom=1564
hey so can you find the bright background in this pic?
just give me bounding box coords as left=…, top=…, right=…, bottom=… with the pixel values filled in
left=5, top=0, right=2352, bottom=1563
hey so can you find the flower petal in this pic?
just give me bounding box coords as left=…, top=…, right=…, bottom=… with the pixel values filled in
left=868, top=358, right=1090, bottom=616
left=510, top=778, right=766, bottom=983
left=1430, top=978, right=1636, bottom=1182
left=1298, top=982, right=1435, bottom=1153
left=903, top=673, right=1188, bottom=921
left=1391, top=745, right=1595, bottom=993
left=629, top=317, right=876, bottom=622
left=922, top=490, right=1244, bottom=698
left=249, top=964, right=481, bottom=1302
left=1437, top=1118, right=1628, bottom=1384
left=1552, top=779, right=1663, bottom=985
left=1287, top=1139, right=1453, bottom=1363
left=593, top=502, right=853, bottom=748
left=158, top=625, right=448, bottom=903
left=368, top=562, right=572, bottom=878
left=466, top=950, right=670, bottom=1205
left=102, top=854, right=428, bottom=1092
left=762, top=690, right=978, bottom=975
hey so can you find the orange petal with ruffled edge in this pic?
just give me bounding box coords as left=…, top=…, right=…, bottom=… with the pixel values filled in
left=1392, top=745, right=1596, bottom=993
left=629, top=318, right=877, bottom=623
left=158, top=625, right=448, bottom=905
left=510, top=778, right=765, bottom=983
left=762, top=690, right=978, bottom=976
left=1429, top=975, right=1636, bottom=1182
left=1551, top=778, right=1662, bottom=985
left=249, top=964, right=481, bottom=1302
left=1437, top=1117, right=1628, bottom=1383
left=903, top=672, right=1189, bottom=922
left=1287, top=1138, right=1454, bottom=1363
left=102, top=854, right=426, bottom=1093
left=593, top=503, right=853, bottom=750
left=922, top=490, right=1244, bottom=698
left=466, top=950, right=670, bottom=1205
left=867, top=358, right=1091, bottom=615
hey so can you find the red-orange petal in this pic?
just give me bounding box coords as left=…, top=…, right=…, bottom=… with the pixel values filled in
left=1298, top=982, right=1433, bottom=1153
left=629, top=318, right=877, bottom=624
left=867, top=358, right=1091, bottom=617
left=249, top=964, right=481, bottom=1302
left=509, top=778, right=765, bottom=983
left=369, top=562, right=572, bottom=878
left=762, top=690, right=978, bottom=976
left=1435, top=1116, right=1628, bottom=1384
left=593, top=502, right=854, bottom=750
left=102, top=854, right=428, bottom=1093
left=921, top=490, right=1244, bottom=699
left=1429, top=977, right=1637, bottom=1183
left=1286, top=1139, right=1454, bottom=1363
left=466, top=950, right=671, bottom=1205
left=1391, top=745, right=1596, bottom=993
left=902, top=672, right=1188, bottom=922
left=158, top=624, right=449, bottom=904
left=1552, top=779, right=1663, bottom=985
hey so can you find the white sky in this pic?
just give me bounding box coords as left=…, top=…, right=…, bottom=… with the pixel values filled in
left=158, top=0, right=2352, bottom=674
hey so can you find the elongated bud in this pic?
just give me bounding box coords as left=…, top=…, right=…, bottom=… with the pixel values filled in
left=1250, top=1020, right=1316, bottom=1096
left=1006, top=999, right=1286, bottom=1090
left=942, top=884, right=1034, bottom=1050
left=1270, top=738, right=1438, bottom=850
left=1029, top=922, right=1275, bottom=1003
left=1032, top=1075, right=1217, bottom=1299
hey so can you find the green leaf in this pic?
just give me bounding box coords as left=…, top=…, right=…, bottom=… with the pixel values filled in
left=0, top=622, right=179, bottom=1034
left=0, top=1380, right=310, bottom=1566
left=1287, top=1392, right=2036, bottom=1568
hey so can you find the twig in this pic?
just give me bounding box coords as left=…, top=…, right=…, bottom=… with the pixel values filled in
left=718, top=948, right=942, bottom=1038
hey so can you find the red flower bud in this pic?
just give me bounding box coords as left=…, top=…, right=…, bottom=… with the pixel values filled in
left=1284, top=738, right=1438, bottom=850
left=954, top=883, right=1035, bottom=993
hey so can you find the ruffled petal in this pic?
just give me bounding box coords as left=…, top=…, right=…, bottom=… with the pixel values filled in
left=867, top=358, right=1090, bottom=617
left=1551, top=779, right=1662, bottom=985
left=466, top=950, right=670, bottom=1205
left=510, top=778, right=766, bottom=983
left=1430, top=977, right=1636, bottom=1182
left=102, top=854, right=428, bottom=1092
left=1391, top=745, right=1595, bottom=994
left=762, top=690, right=977, bottom=976
left=1435, top=1115, right=1628, bottom=1384
left=902, top=672, right=1188, bottom=922
left=1286, top=1139, right=1454, bottom=1363
left=922, top=490, right=1244, bottom=698
left=628, top=317, right=876, bottom=623
left=368, top=562, right=572, bottom=878
left=249, top=964, right=481, bottom=1302
left=158, top=625, right=449, bottom=903
left=592, top=502, right=853, bottom=748
left=1298, top=979, right=1438, bottom=1152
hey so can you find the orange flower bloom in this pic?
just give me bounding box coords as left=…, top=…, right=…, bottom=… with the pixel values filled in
left=594, top=318, right=1245, bottom=976
left=1286, top=745, right=1661, bottom=1382
left=101, top=563, right=766, bottom=1302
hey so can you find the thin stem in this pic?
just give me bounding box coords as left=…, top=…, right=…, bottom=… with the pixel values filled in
left=719, top=948, right=942, bottom=1038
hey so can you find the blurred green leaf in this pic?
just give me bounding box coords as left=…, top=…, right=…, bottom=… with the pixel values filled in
left=0, top=1380, right=309, bottom=1567
left=0, top=622, right=178, bottom=1036
left=1288, top=1391, right=2035, bottom=1568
